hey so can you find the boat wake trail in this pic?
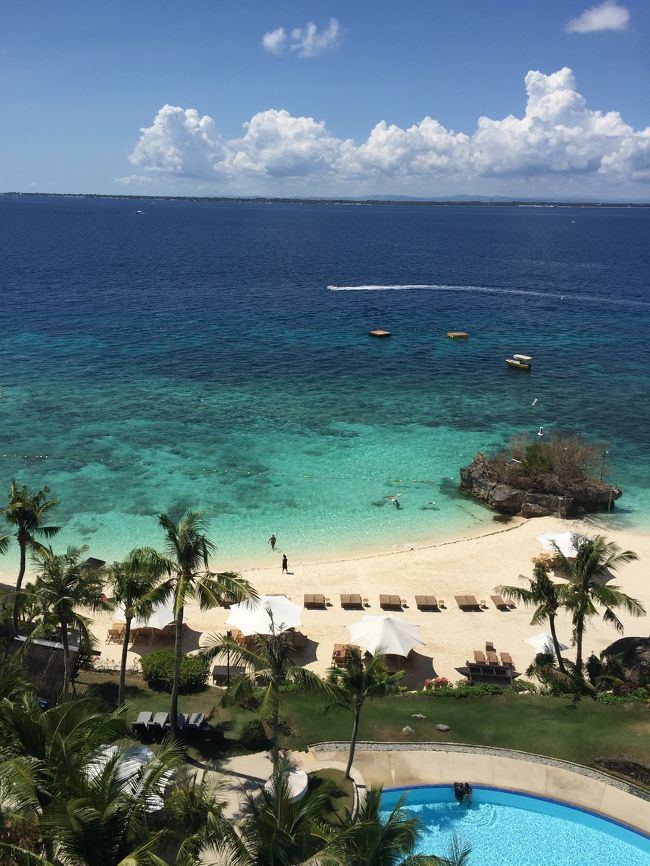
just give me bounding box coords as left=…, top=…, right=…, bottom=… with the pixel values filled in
left=326, top=284, right=650, bottom=308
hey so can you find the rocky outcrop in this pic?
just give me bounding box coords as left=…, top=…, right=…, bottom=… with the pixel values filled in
left=459, top=461, right=621, bottom=518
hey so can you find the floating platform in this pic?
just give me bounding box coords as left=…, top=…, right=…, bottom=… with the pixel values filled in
left=368, top=329, right=391, bottom=338
left=447, top=331, right=469, bottom=339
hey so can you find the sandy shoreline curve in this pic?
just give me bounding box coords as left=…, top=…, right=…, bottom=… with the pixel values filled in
left=82, top=514, right=650, bottom=685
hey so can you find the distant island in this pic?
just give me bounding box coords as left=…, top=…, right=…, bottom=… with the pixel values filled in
left=2, top=191, right=650, bottom=208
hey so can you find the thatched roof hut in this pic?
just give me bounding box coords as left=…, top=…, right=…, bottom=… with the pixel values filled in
left=8, top=636, right=81, bottom=704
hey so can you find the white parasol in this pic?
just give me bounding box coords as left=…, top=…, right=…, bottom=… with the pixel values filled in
left=347, top=615, right=422, bottom=657
left=114, top=597, right=176, bottom=631
left=226, top=595, right=302, bottom=636
left=537, top=531, right=582, bottom=559
left=86, top=745, right=172, bottom=811
left=524, top=632, right=569, bottom=655
left=264, top=769, right=309, bottom=803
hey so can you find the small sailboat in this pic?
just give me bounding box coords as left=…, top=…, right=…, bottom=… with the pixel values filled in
left=506, top=354, right=532, bottom=371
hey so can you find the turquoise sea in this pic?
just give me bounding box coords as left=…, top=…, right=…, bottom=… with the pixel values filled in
left=1, top=196, right=649, bottom=570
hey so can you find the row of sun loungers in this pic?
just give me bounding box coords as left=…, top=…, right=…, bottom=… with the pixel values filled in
left=131, top=710, right=206, bottom=736
left=303, top=593, right=515, bottom=611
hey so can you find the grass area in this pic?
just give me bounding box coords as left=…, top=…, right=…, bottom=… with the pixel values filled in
left=308, top=769, right=355, bottom=821
left=75, top=672, right=650, bottom=773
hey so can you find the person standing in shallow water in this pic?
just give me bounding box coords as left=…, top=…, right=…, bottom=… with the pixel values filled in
left=282, top=554, right=288, bottom=573
left=268, top=533, right=277, bottom=550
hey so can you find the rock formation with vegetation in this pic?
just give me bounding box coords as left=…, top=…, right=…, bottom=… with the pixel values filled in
left=460, top=433, right=621, bottom=517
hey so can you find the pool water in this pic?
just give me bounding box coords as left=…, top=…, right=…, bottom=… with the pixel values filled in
left=380, top=786, right=650, bottom=866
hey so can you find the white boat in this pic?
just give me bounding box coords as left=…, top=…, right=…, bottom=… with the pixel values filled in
left=506, top=354, right=532, bottom=371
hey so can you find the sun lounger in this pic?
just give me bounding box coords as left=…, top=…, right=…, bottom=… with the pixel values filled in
left=473, top=650, right=487, bottom=664
left=491, top=594, right=511, bottom=611
left=149, top=712, right=169, bottom=735
left=486, top=650, right=499, bottom=665
left=380, top=594, right=403, bottom=610
left=340, top=593, right=363, bottom=609
left=485, top=641, right=495, bottom=652
left=165, top=713, right=188, bottom=732
left=500, top=652, right=514, bottom=668
left=415, top=595, right=439, bottom=611
left=455, top=595, right=481, bottom=610
left=132, top=711, right=152, bottom=734
left=186, top=712, right=205, bottom=730
left=304, top=593, right=327, bottom=608
left=212, top=664, right=246, bottom=685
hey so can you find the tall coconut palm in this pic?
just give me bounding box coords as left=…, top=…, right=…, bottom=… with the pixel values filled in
left=496, top=562, right=567, bottom=673
left=108, top=548, right=168, bottom=706
left=156, top=511, right=256, bottom=735
left=554, top=535, right=644, bottom=701
left=329, top=786, right=465, bottom=866
left=3, top=481, right=60, bottom=632
left=214, top=766, right=334, bottom=866
left=29, top=546, right=106, bottom=694
left=205, top=627, right=328, bottom=771
left=327, top=648, right=402, bottom=779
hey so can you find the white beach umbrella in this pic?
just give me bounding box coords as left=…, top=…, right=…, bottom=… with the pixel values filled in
left=537, top=531, right=582, bottom=559
left=525, top=632, right=569, bottom=655
left=86, top=745, right=172, bottom=811
left=347, top=615, right=422, bottom=657
left=114, top=597, right=176, bottom=631
left=264, top=769, right=309, bottom=803
left=226, top=595, right=302, bottom=636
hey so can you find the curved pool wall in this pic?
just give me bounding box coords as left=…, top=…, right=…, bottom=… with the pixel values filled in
left=381, top=785, right=650, bottom=865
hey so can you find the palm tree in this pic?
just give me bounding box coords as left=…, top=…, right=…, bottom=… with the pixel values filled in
left=3, top=481, right=60, bottom=632
left=554, top=535, right=644, bottom=701
left=329, top=786, right=465, bottom=866
left=29, top=546, right=106, bottom=694
left=327, top=648, right=402, bottom=779
left=156, top=511, right=256, bottom=735
left=206, top=627, right=328, bottom=771
left=108, top=548, right=167, bottom=706
left=214, top=766, right=334, bottom=866
left=496, top=562, right=567, bottom=673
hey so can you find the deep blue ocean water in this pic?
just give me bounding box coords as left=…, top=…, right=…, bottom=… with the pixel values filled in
left=1, top=196, right=649, bottom=567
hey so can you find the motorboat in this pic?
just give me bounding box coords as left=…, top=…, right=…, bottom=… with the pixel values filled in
left=506, top=354, right=532, bottom=370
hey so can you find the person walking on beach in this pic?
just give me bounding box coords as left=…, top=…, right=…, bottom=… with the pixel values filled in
left=282, top=554, right=288, bottom=573
left=268, top=533, right=277, bottom=550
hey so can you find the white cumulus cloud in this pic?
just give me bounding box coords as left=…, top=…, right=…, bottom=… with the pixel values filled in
left=262, top=18, right=341, bottom=57
left=127, top=68, right=650, bottom=195
left=566, top=1, right=629, bottom=33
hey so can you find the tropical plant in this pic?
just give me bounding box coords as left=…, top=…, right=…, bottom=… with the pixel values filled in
left=155, top=511, right=257, bottom=735
left=28, top=546, right=107, bottom=694
left=214, top=765, right=334, bottom=866
left=3, top=481, right=60, bottom=632
left=107, top=548, right=167, bottom=706
left=496, top=562, right=567, bottom=672
left=327, top=648, right=402, bottom=779
left=162, top=767, right=228, bottom=866
left=140, top=648, right=209, bottom=693
left=554, top=535, right=644, bottom=701
left=328, top=786, right=466, bottom=866
left=205, top=627, right=328, bottom=771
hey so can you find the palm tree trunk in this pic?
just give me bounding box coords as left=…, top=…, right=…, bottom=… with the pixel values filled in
left=12, top=536, right=27, bottom=632
left=573, top=618, right=584, bottom=703
left=548, top=614, right=566, bottom=673
left=345, top=703, right=362, bottom=779
left=61, top=620, right=71, bottom=695
left=118, top=617, right=132, bottom=707
left=271, top=710, right=280, bottom=773
left=170, top=605, right=184, bottom=735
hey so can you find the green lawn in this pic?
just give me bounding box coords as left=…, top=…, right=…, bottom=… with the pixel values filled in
left=308, top=769, right=355, bottom=821
left=75, top=672, right=650, bottom=774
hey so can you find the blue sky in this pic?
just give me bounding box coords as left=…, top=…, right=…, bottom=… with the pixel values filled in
left=2, top=1, right=649, bottom=197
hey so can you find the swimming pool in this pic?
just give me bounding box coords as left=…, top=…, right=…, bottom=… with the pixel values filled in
left=380, top=786, right=650, bottom=866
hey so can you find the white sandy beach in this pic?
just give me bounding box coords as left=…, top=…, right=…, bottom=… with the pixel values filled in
left=87, top=515, right=650, bottom=686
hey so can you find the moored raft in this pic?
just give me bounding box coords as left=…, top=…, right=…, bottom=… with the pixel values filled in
left=447, top=331, right=469, bottom=339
